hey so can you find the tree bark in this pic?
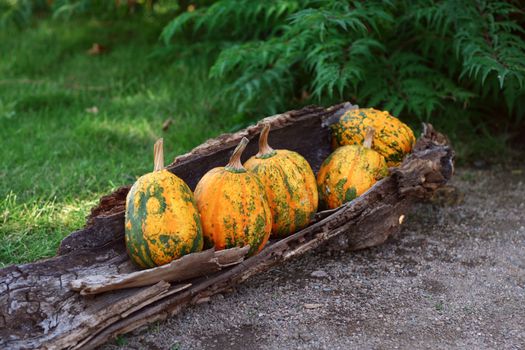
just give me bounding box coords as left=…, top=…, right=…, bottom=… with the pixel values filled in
left=0, top=103, right=453, bottom=350
left=69, top=246, right=250, bottom=295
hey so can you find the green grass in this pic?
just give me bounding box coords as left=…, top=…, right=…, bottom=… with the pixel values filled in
left=0, top=18, right=240, bottom=267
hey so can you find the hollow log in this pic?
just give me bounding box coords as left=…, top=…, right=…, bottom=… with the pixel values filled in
left=0, top=103, right=453, bottom=350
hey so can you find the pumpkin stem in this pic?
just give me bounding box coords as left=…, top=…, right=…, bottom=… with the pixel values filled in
left=225, top=137, right=249, bottom=173
left=363, top=127, right=375, bottom=149
left=153, top=138, right=164, bottom=172
left=256, top=124, right=276, bottom=158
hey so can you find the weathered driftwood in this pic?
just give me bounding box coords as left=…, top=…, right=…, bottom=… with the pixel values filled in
left=70, top=246, right=249, bottom=295
left=0, top=103, right=454, bottom=350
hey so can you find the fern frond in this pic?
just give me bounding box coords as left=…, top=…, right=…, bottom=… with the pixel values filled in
left=454, top=0, right=525, bottom=89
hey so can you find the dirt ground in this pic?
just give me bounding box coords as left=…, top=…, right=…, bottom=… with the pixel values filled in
left=102, top=167, right=525, bottom=350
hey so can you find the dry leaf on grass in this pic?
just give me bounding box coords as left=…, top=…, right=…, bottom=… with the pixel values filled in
left=162, top=118, right=173, bottom=131
left=85, top=106, right=99, bottom=114
left=87, top=43, right=108, bottom=56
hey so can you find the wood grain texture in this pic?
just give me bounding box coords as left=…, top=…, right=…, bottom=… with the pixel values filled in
left=70, top=247, right=249, bottom=295
left=0, top=103, right=453, bottom=350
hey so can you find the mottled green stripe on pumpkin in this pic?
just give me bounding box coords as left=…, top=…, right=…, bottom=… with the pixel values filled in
left=293, top=208, right=308, bottom=232
left=178, top=182, right=195, bottom=204
left=158, top=233, right=181, bottom=258
left=345, top=187, right=357, bottom=202
left=334, top=178, right=347, bottom=203
left=125, top=184, right=157, bottom=268
left=250, top=214, right=268, bottom=255
left=221, top=215, right=236, bottom=249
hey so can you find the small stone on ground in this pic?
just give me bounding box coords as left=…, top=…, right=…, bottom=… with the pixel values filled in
left=310, top=270, right=329, bottom=278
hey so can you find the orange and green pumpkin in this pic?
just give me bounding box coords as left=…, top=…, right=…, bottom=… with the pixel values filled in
left=318, top=127, right=388, bottom=209
left=194, top=137, right=272, bottom=256
left=245, top=124, right=318, bottom=238
left=331, top=108, right=415, bottom=166
left=125, top=139, right=203, bottom=268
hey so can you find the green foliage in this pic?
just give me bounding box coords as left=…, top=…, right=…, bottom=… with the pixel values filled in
left=115, top=334, right=128, bottom=346
left=161, top=0, right=525, bottom=144
left=0, top=0, right=179, bottom=27
left=51, top=0, right=117, bottom=19
left=0, top=0, right=41, bottom=28
left=49, top=0, right=181, bottom=18
left=4, top=0, right=524, bottom=143
left=161, top=1, right=300, bottom=43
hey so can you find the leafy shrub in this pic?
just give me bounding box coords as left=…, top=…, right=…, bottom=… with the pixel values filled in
left=2, top=0, right=525, bottom=157
left=161, top=0, right=525, bottom=151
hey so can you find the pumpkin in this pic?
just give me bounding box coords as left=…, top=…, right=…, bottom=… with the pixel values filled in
left=318, top=127, right=388, bottom=209
left=331, top=108, right=415, bottom=166
left=245, top=124, right=318, bottom=237
left=194, top=137, right=272, bottom=256
left=125, top=139, right=203, bottom=268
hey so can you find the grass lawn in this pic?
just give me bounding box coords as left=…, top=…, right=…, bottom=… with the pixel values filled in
left=0, top=18, right=240, bottom=267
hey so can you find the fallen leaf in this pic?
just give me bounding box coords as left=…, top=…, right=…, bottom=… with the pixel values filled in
left=87, top=43, right=107, bottom=56
left=162, top=118, right=173, bottom=131
left=85, top=106, right=99, bottom=114
left=301, top=90, right=310, bottom=101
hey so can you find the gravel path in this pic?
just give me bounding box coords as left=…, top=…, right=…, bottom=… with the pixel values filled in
left=103, top=167, right=525, bottom=350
